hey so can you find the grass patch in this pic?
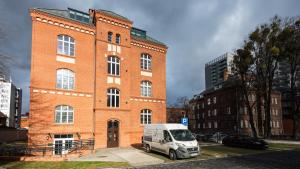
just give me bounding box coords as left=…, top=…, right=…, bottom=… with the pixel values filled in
left=0, top=161, right=130, bottom=169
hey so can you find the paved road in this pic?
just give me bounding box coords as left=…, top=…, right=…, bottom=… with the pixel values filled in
left=135, top=150, right=300, bottom=169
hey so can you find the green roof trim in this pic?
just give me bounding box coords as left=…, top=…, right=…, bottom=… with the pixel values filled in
left=33, top=8, right=93, bottom=25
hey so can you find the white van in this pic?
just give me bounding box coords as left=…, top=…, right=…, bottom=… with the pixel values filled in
left=143, top=123, right=200, bottom=160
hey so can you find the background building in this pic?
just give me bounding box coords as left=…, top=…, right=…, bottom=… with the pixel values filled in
left=189, top=81, right=283, bottom=136
left=0, top=75, right=22, bottom=128
left=205, top=53, right=233, bottom=89
left=29, top=7, right=167, bottom=153
left=166, top=107, right=187, bottom=123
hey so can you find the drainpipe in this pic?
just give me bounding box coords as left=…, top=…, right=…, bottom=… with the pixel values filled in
left=92, top=10, right=97, bottom=151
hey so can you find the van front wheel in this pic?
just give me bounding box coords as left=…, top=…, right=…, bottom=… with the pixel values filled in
left=169, top=150, right=177, bottom=160
left=145, top=144, right=151, bottom=153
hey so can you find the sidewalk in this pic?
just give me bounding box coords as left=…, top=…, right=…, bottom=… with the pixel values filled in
left=266, top=139, right=300, bottom=145
left=69, top=147, right=164, bottom=167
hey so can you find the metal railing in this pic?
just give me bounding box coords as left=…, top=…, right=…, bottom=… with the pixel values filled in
left=0, top=139, right=94, bottom=157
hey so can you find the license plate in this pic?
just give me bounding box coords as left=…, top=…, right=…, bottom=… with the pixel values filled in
left=190, top=153, right=198, bottom=156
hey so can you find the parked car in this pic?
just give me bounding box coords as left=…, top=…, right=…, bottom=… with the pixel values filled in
left=222, top=135, right=268, bottom=149
left=143, top=124, right=200, bottom=160
left=192, top=133, right=206, bottom=141
left=208, top=132, right=228, bottom=143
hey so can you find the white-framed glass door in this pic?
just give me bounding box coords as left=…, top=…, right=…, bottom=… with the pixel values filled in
left=53, top=134, right=73, bottom=155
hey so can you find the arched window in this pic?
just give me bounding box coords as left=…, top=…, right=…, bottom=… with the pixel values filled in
left=140, top=81, right=152, bottom=97
left=108, top=32, right=113, bottom=43
left=56, top=69, right=75, bottom=90
left=140, top=53, right=152, bottom=70
left=107, top=88, right=120, bottom=107
left=55, top=105, right=74, bottom=123
left=108, top=56, right=120, bottom=76
left=140, top=109, right=151, bottom=124
left=57, top=35, right=75, bottom=56
left=116, top=34, right=121, bottom=44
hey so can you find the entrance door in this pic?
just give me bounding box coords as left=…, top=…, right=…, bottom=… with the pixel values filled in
left=107, top=120, right=119, bottom=148
left=53, top=134, right=73, bottom=155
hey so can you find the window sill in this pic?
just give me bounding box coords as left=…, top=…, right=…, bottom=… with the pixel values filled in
left=54, top=123, right=74, bottom=125
left=57, top=53, right=75, bottom=58
left=140, top=69, right=152, bottom=72
left=107, top=74, right=121, bottom=78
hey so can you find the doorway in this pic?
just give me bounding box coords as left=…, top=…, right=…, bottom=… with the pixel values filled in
left=107, top=120, right=119, bottom=148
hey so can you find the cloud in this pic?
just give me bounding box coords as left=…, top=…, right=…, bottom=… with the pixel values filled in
left=0, top=0, right=299, bottom=113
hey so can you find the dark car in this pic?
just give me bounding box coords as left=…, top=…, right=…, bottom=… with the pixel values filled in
left=222, top=135, right=268, bottom=149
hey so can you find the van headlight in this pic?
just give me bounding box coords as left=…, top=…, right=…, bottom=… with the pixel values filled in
left=175, top=143, right=185, bottom=147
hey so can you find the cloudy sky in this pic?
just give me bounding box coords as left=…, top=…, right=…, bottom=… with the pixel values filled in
left=0, top=0, right=299, bottom=113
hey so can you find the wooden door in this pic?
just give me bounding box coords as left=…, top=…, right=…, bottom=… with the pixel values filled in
left=107, top=120, right=119, bottom=148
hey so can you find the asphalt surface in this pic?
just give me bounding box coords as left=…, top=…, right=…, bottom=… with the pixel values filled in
left=134, top=150, right=300, bottom=169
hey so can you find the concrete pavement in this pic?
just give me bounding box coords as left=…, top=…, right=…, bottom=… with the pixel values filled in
left=69, top=147, right=165, bottom=167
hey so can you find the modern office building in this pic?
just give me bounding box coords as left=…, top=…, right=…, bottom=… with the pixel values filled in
left=273, top=60, right=300, bottom=135
left=0, top=76, right=22, bottom=128
left=189, top=81, right=283, bottom=136
left=205, top=53, right=233, bottom=89
left=29, top=7, right=167, bottom=154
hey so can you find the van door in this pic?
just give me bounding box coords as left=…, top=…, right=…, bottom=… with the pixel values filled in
left=160, top=130, right=173, bottom=154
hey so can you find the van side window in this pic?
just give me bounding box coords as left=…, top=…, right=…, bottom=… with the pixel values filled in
left=163, top=130, right=172, bottom=142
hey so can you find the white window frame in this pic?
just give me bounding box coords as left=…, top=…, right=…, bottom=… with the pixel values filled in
left=107, top=88, right=120, bottom=108
left=108, top=56, right=120, bottom=76
left=53, top=134, right=73, bottom=155
left=55, top=105, right=74, bottom=124
left=57, top=35, right=75, bottom=56
left=56, top=69, right=75, bottom=90
left=140, top=81, right=152, bottom=97
left=140, top=53, right=152, bottom=70
left=140, top=109, right=151, bottom=124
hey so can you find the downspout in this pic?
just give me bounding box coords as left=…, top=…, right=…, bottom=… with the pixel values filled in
left=92, top=10, right=97, bottom=150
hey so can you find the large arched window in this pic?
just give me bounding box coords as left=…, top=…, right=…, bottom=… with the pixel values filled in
left=57, top=35, right=75, bottom=56
left=140, top=53, right=152, bottom=70
left=116, top=34, right=121, bottom=44
left=56, top=69, right=75, bottom=90
left=140, top=109, right=151, bottom=124
left=107, top=88, right=120, bottom=107
left=108, top=56, right=120, bottom=76
left=140, top=81, right=152, bottom=97
left=108, top=32, right=113, bottom=43
left=55, top=105, right=74, bottom=123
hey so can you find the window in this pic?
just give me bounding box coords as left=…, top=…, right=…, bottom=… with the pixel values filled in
left=55, top=105, right=73, bottom=124
left=140, top=109, right=151, bottom=124
left=116, top=34, right=121, bottom=44
left=56, top=69, right=75, bottom=90
left=202, top=113, right=204, bottom=119
left=198, top=123, right=200, bottom=128
left=214, top=121, right=218, bottom=128
left=107, top=88, right=120, bottom=107
left=203, top=123, right=205, bottom=129
left=275, top=98, right=278, bottom=104
left=53, top=134, right=73, bottom=155
left=213, top=97, right=217, bottom=104
left=108, top=56, right=120, bottom=76
left=240, top=120, right=244, bottom=128
left=108, top=32, right=113, bottom=43
left=202, top=103, right=204, bottom=108
left=227, top=107, right=231, bottom=114
left=57, top=35, right=75, bottom=56
left=207, top=98, right=211, bottom=105
left=140, top=81, right=152, bottom=97
left=140, top=53, right=152, bottom=70
left=276, top=121, right=279, bottom=128
left=208, top=122, right=211, bottom=128
left=213, top=109, right=217, bottom=116
left=245, top=120, right=248, bottom=128
left=208, top=110, right=211, bottom=117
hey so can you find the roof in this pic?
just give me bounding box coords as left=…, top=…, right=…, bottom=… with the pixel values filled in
left=32, top=8, right=93, bottom=25
left=131, top=34, right=167, bottom=47
left=95, top=9, right=131, bottom=22
left=32, top=8, right=167, bottom=48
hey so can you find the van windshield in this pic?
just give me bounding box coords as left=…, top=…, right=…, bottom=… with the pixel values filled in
left=169, top=129, right=195, bottom=141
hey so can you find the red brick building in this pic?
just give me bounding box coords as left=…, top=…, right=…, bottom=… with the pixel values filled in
left=189, top=83, right=283, bottom=136
left=166, top=108, right=187, bottom=123
left=28, top=8, right=167, bottom=154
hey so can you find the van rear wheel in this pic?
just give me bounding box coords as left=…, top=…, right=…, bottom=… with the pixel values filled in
left=145, top=144, right=151, bottom=153
left=169, top=150, right=177, bottom=160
